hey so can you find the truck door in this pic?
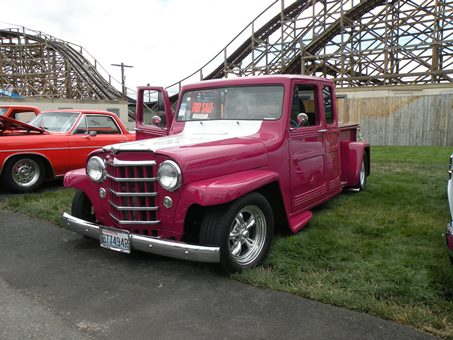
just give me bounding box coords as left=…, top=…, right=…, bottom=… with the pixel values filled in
left=288, top=83, right=327, bottom=212
left=322, top=85, right=341, bottom=195
left=135, top=87, right=173, bottom=140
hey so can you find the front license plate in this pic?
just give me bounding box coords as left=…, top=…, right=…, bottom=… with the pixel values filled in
left=100, top=227, right=131, bottom=254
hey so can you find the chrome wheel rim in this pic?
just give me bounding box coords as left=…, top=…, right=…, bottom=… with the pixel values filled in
left=359, top=160, right=366, bottom=188
left=228, top=205, right=267, bottom=265
left=11, top=158, right=40, bottom=188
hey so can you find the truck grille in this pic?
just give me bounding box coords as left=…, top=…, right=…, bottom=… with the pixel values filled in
left=106, top=157, right=160, bottom=234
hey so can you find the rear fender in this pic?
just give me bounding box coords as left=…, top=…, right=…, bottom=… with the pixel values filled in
left=340, top=141, right=370, bottom=187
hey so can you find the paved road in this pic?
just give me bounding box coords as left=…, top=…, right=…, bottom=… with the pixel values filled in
left=0, top=208, right=439, bottom=339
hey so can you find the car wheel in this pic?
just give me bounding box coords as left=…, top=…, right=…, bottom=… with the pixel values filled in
left=2, top=157, right=45, bottom=193
left=200, top=192, right=274, bottom=273
left=354, top=156, right=367, bottom=191
left=71, top=190, right=96, bottom=223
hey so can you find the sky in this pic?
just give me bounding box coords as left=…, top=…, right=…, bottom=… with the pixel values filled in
left=1, top=0, right=283, bottom=95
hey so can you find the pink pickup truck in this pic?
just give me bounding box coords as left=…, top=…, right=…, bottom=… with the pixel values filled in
left=62, top=75, right=370, bottom=272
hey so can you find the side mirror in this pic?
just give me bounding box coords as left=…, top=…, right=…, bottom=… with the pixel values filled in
left=88, top=130, right=97, bottom=137
left=297, top=113, right=309, bottom=126
left=151, top=115, right=161, bottom=126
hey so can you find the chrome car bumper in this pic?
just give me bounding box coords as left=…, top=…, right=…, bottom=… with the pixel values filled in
left=61, top=212, right=220, bottom=263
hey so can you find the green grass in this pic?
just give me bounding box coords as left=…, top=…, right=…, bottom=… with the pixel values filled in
left=1, top=189, right=74, bottom=227
left=1, top=146, right=453, bottom=337
left=235, top=146, right=453, bottom=337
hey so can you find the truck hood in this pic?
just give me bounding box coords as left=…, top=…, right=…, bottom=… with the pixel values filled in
left=104, top=120, right=264, bottom=153
left=104, top=120, right=268, bottom=181
left=0, top=115, right=46, bottom=135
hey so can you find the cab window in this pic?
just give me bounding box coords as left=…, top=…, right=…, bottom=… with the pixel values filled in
left=323, top=86, right=334, bottom=125
left=290, top=84, right=319, bottom=128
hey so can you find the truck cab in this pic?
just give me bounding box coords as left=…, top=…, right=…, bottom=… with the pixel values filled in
left=62, top=75, right=370, bottom=272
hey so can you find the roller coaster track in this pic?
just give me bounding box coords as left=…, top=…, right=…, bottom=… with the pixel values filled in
left=1, top=0, right=452, bottom=113
left=203, top=0, right=311, bottom=80
left=167, top=0, right=453, bottom=93
left=0, top=27, right=125, bottom=100
left=281, top=0, right=386, bottom=74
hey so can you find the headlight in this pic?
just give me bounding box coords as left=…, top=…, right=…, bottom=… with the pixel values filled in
left=158, top=160, right=182, bottom=191
left=87, top=156, right=106, bottom=182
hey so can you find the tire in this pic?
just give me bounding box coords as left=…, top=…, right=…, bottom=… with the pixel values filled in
left=200, top=192, right=274, bottom=273
left=353, top=156, right=367, bottom=191
left=2, top=156, right=45, bottom=193
left=71, top=190, right=96, bottom=223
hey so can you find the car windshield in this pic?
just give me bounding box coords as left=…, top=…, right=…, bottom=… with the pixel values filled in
left=0, top=108, right=6, bottom=116
left=177, top=85, right=284, bottom=121
left=29, top=111, right=80, bottom=132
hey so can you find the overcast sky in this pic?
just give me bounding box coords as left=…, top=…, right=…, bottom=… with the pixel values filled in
left=1, top=0, right=285, bottom=94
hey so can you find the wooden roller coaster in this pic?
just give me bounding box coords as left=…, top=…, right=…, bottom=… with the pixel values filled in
left=1, top=0, right=452, bottom=103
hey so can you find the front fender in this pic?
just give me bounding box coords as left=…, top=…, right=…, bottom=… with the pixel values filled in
left=63, top=169, right=111, bottom=225
left=173, top=169, right=279, bottom=232
left=185, top=169, right=279, bottom=206
left=64, top=168, right=89, bottom=189
left=340, top=141, right=370, bottom=187
left=64, top=168, right=100, bottom=205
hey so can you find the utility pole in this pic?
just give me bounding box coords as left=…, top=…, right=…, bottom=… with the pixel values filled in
left=111, top=62, right=133, bottom=97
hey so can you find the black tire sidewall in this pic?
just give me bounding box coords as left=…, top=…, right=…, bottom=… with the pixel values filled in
left=360, top=156, right=368, bottom=191
left=2, top=156, right=45, bottom=193
left=354, top=156, right=367, bottom=191
left=201, top=192, right=274, bottom=273
left=71, top=190, right=95, bottom=222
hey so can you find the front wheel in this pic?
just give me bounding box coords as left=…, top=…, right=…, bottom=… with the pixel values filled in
left=71, top=190, right=96, bottom=223
left=200, top=192, right=274, bottom=273
left=2, top=156, right=45, bottom=193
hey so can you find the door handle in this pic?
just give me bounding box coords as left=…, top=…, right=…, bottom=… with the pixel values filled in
left=318, top=129, right=328, bottom=133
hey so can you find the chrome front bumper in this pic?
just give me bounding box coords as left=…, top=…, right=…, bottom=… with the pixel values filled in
left=61, top=212, right=220, bottom=263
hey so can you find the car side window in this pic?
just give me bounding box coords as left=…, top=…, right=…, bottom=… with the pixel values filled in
left=86, top=116, right=121, bottom=134
left=290, top=84, right=319, bottom=129
left=14, top=111, right=37, bottom=123
left=323, top=85, right=334, bottom=125
left=74, top=117, right=87, bottom=134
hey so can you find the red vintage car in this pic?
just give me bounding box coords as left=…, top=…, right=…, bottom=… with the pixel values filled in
left=0, top=110, right=135, bottom=192
left=0, top=105, right=41, bottom=122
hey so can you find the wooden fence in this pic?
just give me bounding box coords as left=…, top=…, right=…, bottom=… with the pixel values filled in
left=337, top=94, right=453, bottom=146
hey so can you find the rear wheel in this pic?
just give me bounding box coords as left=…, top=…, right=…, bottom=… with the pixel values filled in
left=200, top=192, right=274, bottom=273
left=354, top=156, right=367, bottom=191
left=2, top=156, right=45, bottom=193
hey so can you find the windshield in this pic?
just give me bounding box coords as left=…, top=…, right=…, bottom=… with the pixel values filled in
left=0, top=108, right=6, bottom=116
left=29, top=111, right=80, bottom=132
left=177, top=85, right=284, bottom=121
